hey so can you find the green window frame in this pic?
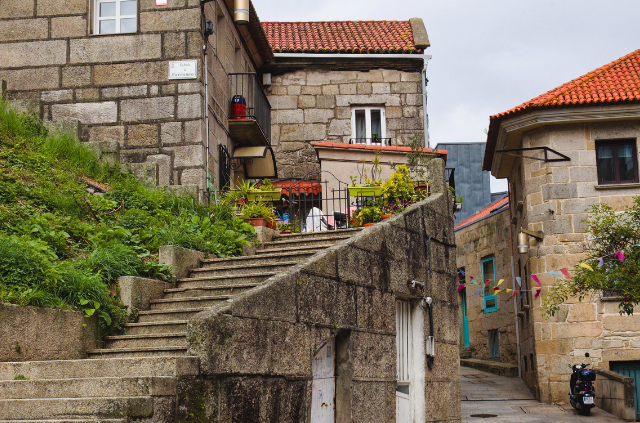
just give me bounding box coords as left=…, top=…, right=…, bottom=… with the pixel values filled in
left=482, top=257, right=497, bottom=313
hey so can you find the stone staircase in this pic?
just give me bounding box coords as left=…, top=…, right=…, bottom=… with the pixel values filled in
left=0, top=229, right=360, bottom=421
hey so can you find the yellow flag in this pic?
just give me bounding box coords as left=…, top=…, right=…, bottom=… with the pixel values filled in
left=497, top=279, right=504, bottom=286
left=506, top=289, right=512, bottom=293
left=579, top=263, right=594, bottom=272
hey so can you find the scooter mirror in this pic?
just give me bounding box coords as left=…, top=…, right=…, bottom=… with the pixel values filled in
left=585, top=353, right=590, bottom=358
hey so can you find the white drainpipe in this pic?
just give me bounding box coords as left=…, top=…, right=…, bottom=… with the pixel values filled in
left=421, top=55, right=432, bottom=149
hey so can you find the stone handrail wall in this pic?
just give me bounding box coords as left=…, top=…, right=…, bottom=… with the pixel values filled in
left=594, top=367, right=636, bottom=421
left=186, top=158, right=461, bottom=422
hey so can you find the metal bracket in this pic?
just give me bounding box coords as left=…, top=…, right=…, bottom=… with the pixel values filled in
left=495, top=147, right=571, bottom=163
left=521, top=228, right=544, bottom=241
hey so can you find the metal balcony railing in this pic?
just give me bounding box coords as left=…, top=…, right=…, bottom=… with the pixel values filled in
left=349, top=138, right=392, bottom=146
left=445, top=168, right=455, bottom=191
left=228, top=72, right=271, bottom=143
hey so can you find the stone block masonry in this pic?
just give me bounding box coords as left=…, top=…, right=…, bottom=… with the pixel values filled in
left=266, top=69, right=425, bottom=179
left=188, top=159, right=461, bottom=422
left=0, top=0, right=208, bottom=193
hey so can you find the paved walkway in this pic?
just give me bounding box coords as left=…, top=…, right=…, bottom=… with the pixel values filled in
left=461, top=366, right=625, bottom=422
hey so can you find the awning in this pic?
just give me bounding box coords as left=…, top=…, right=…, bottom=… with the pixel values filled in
left=271, top=180, right=322, bottom=196
left=232, top=146, right=278, bottom=179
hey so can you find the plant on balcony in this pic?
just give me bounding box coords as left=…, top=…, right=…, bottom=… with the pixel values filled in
left=246, top=178, right=282, bottom=202
left=348, top=151, right=383, bottom=197
left=240, top=201, right=275, bottom=228
left=353, top=206, right=382, bottom=226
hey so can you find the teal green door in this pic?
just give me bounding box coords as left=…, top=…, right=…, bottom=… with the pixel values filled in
left=610, top=361, right=640, bottom=420
left=461, top=289, right=470, bottom=348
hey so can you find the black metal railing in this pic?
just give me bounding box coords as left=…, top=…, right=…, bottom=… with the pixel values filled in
left=228, top=72, right=271, bottom=142
left=445, top=168, right=455, bottom=191
left=349, top=138, right=393, bottom=146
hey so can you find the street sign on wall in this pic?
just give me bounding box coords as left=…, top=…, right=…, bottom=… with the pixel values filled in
left=155, top=0, right=168, bottom=6
left=169, top=61, right=197, bottom=80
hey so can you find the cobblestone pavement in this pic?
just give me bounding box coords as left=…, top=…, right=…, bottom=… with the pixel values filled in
left=461, top=366, right=625, bottom=422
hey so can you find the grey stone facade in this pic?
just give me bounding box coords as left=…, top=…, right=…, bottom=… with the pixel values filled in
left=266, top=69, right=425, bottom=179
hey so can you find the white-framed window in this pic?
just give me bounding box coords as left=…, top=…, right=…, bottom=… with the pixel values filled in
left=94, top=0, right=137, bottom=35
left=396, top=300, right=411, bottom=422
left=351, top=106, right=387, bottom=146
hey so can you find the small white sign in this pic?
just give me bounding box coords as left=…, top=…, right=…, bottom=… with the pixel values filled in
left=155, top=0, right=168, bottom=6
left=169, top=60, right=197, bottom=80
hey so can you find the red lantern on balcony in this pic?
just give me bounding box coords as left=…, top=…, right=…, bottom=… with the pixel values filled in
left=231, top=95, right=247, bottom=120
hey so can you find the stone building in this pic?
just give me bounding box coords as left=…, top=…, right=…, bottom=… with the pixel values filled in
left=478, top=48, right=640, bottom=417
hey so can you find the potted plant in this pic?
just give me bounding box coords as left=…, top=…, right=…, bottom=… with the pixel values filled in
left=241, top=201, right=275, bottom=227
left=247, top=179, right=282, bottom=202
left=454, top=194, right=464, bottom=212
left=348, top=152, right=383, bottom=197
left=354, top=206, right=382, bottom=227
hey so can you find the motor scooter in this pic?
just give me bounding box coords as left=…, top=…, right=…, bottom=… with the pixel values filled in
left=569, top=352, right=596, bottom=416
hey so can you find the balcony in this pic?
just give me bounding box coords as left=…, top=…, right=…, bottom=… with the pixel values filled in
left=228, top=73, right=271, bottom=147
left=349, top=138, right=393, bottom=146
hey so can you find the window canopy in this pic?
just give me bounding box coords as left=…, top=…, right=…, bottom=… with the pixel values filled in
left=231, top=146, right=278, bottom=179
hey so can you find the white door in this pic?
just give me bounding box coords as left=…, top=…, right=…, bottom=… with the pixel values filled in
left=396, top=300, right=411, bottom=422
left=311, top=339, right=335, bottom=423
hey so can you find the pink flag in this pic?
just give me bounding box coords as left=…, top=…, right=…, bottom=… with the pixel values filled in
left=560, top=268, right=572, bottom=279
left=531, top=274, right=541, bottom=286
left=616, top=251, right=625, bottom=261
left=457, top=284, right=465, bottom=293
left=534, top=288, right=542, bottom=298
left=513, top=290, right=519, bottom=298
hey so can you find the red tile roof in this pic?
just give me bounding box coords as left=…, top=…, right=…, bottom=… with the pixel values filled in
left=261, top=21, right=422, bottom=54
left=454, top=196, right=509, bottom=231
left=484, top=49, right=640, bottom=170
left=312, top=142, right=447, bottom=158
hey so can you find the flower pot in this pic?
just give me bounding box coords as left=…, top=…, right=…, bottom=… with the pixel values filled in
left=348, top=185, right=382, bottom=197
left=454, top=202, right=463, bottom=212
left=280, top=230, right=292, bottom=235
left=247, top=189, right=281, bottom=202
left=363, top=223, right=377, bottom=227
left=267, top=220, right=277, bottom=230
left=381, top=214, right=393, bottom=220
left=350, top=218, right=361, bottom=227
left=245, top=218, right=268, bottom=227
left=414, top=183, right=429, bottom=193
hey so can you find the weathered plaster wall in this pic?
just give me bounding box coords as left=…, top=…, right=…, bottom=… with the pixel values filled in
left=186, top=159, right=461, bottom=422
left=455, top=208, right=517, bottom=363
left=510, top=120, right=640, bottom=404
left=0, top=303, right=98, bottom=362
left=266, top=69, right=425, bottom=178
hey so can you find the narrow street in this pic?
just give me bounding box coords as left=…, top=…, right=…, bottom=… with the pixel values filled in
left=461, top=366, right=625, bottom=422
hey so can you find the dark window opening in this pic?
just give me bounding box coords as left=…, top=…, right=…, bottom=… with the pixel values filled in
left=488, top=330, right=500, bottom=358
left=596, top=139, right=638, bottom=185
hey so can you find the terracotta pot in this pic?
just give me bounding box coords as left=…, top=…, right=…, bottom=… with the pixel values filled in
left=267, top=220, right=277, bottom=230
left=246, top=218, right=267, bottom=227
left=381, top=214, right=393, bottom=219
left=350, top=219, right=361, bottom=226
left=280, top=230, right=292, bottom=235
left=414, top=183, right=429, bottom=192
left=363, top=223, right=377, bottom=227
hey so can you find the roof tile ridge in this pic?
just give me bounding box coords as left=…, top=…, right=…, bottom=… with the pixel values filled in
left=532, top=48, right=640, bottom=107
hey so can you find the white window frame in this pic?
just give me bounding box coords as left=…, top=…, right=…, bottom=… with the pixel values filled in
left=351, top=106, right=387, bottom=146
left=396, top=300, right=411, bottom=384
left=94, top=0, right=138, bottom=35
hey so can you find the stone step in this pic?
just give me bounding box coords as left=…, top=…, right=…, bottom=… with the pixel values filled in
left=199, top=250, right=316, bottom=268
left=0, top=376, right=176, bottom=399
left=0, top=356, right=199, bottom=381
left=163, top=285, right=258, bottom=299
left=255, top=245, right=326, bottom=255
left=124, top=321, right=187, bottom=336
left=87, top=346, right=188, bottom=359
left=137, top=308, right=205, bottom=323
left=149, top=295, right=230, bottom=310
left=175, top=273, right=272, bottom=289
left=104, top=333, right=187, bottom=349
left=188, top=262, right=297, bottom=277
left=277, top=228, right=362, bottom=241
left=264, top=234, right=352, bottom=250
left=0, top=397, right=156, bottom=420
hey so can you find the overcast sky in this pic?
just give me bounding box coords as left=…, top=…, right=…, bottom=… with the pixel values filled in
left=252, top=0, right=640, bottom=192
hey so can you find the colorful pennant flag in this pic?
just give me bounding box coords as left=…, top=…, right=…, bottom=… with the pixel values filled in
left=560, top=268, right=572, bottom=279
left=457, top=284, right=465, bottom=293
left=506, top=289, right=512, bottom=293
left=485, top=279, right=490, bottom=286
left=497, top=279, right=504, bottom=287
left=579, top=263, right=594, bottom=272
left=616, top=251, right=625, bottom=261
left=534, top=288, right=542, bottom=298
left=516, top=277, right=522, bottom=287
left=597, top=257, right=604, bottom=268
left=531, top=274, right=541, bottom=286
left=548, top=270, right=562, bottom=277
left=513, top=290, right=519, bottom=298
left=475, top=288, right=482, bottom=298
left=520, top=291, right=525, bottom=299
left=472, top=279, right=478, bottom=285
left=494, top=287, right=500, bottom=292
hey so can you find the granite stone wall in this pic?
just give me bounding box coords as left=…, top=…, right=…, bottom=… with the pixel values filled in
left=455, top=208, right=518, bottom=363
left=510, top=120, right=640, bottom=403
left=266, top=69, right=425, bottom=178
left=186, top=159, right=460, bottom=422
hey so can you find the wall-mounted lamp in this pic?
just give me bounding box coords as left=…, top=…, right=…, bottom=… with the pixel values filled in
left=407, top=279, right=425, bottom=290
left=517, top=228, right=544, bottom=254
left=234, top=0, right=249, bottom=24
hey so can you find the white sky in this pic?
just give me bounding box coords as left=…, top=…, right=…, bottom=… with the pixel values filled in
left=252, top=0, right=640, bottom=192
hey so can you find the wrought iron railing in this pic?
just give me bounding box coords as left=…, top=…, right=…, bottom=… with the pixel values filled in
left=446, top=167, right=455, bottom=191
left=349, top=138, right=393, bottom=146
left=228, top=72, right=271, bottom=142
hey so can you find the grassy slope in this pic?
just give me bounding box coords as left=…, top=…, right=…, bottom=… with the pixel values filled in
left=0, top=102, right=254, bottom=332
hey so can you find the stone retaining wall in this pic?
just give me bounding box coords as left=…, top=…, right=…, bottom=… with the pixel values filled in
left=186, top=159, right=461, bottom=422
left=594, top=367, right=636, bottom=421
left=0, top=303, right=98, bottom=362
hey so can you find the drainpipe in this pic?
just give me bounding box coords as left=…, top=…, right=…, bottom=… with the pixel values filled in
left=421, top=55, right=432, bottom=149
left=202, top=6, right=212, bottom=202
left=508, top=181, right=522, bottom=378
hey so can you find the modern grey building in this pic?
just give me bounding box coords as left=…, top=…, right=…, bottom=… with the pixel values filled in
left=435, top=142, right=498, bottom=221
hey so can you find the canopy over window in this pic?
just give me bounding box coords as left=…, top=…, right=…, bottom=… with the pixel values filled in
left=271, top=180, right=322, bottom=196
left=231, top=146, right=277, bottom=179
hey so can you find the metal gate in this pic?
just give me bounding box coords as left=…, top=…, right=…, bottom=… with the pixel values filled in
left=610, top=361, right=640, bottom=420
